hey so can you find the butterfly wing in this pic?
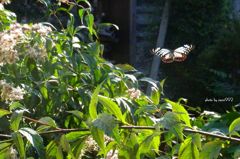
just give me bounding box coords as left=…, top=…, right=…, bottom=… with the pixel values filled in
left=173, top=44, right=194, bottom=62
left=151, top=48, right=174, bottom=63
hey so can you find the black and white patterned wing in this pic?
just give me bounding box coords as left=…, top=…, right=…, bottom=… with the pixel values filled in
left=174, top=44, right=194, bottom=55
left=151, top=48, right=171, bottom=58
left=173, top=44, right=194, bottom=62
left=151, top=48, right=174, bottom=63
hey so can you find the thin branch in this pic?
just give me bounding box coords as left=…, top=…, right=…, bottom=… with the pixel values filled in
left=39, top=128, right=89, bottom=135
left=121, top=126, right=240, bottom=143
left=1, top=123, right=240, bottom=143
left=184, top=128, right=240, bottom=143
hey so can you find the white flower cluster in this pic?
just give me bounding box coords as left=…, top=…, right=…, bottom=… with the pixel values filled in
left=0, top=0, right=11, bottom=4
left=127, top=88, right=141, bottom=99
left=0, top=23, right=52, bottom=66
left=0, top=80, right=25, bottom=101
left=59, top=0, right=69, bottom=4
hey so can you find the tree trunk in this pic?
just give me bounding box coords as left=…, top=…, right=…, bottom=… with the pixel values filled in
left=147, top=0, right=170, bottom=95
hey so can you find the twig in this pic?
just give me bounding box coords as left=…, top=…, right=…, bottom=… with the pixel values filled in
left=1, top=123, right=240, bottom=143
left=121, top=126, right=240, bottom=143
left=184, top=128, right=240, bottom=143
left=39, top=128, right=89, bottom=135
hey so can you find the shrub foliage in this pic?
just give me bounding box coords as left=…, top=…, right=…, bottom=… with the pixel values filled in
left=0, top=1, right=240, bottom=159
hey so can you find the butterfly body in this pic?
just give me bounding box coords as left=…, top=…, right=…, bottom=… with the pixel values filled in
left=151, top=44, right=194, bottom=63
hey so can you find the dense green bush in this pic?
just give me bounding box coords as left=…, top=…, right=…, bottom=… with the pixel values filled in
left=0, top=1, right=240, bottom=159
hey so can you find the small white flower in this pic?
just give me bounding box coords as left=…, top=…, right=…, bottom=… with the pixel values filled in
left=127, top=88, right=141, bottom=99
left=59, top=0, right=69, bottom=4
left=0, top=80, right=25, bottom=101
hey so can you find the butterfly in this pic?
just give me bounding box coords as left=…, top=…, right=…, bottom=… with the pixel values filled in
left=151, top=44, right=194, bottom=63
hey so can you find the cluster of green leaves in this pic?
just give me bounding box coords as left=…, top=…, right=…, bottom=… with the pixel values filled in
left=0, top=1, right=240, bottom=159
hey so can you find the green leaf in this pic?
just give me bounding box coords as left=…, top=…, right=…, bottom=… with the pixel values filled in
left=46, top=141, right=58, bottom=158
left=178, top=136, right=200, bottom=159
left=98, top=95, right=125, bottom=123
left=37, top=117, right=58, bottom=132
left=67, top=110, right=83, bottom=120
left=40, top=86, right=48, bottom=99
left=39, top=117, right=58, bottom=127
left=10, top=110, right=24, bottom=131
left=115, top=64, right=136, bottom=72
left=65, top=131, right=90, bottom=142
left=134, top=105, right=157, bottom=115
left=12, top=132, right=25, bottom=159
left=165, top=99, right=191, bottom=127
left=151, top=87, right=160, bottom=105
left=60, top=135, right=70, bottom=152
left=192, top=134, right=202, bottom=150
left=0, top=142, right=12, bottom=158
left=89, top=85, right=101, bottom=119
left=92, top=113, right=120, bottom=143
left=85, top=13, right=94, bottom=34
left=161, top=112, right=184, bottom=141
left=229, top=117, right=240, bottom=136
left=139, top=77, right=158, bottom=89
left=9, top=102, right=25, bottom=111
left=199, top=141, right=222, bottom=159
left=137, top=132, right=160, bottom=157
left=78, top=9, right=85, bottom=24
left=91, top=126, right=105, bottom=151
left=0, top=109, right=10, bottom=118
left=0, top=142, right=12, bottom=152
left=19, top=127, right=45, bottom=159
left=56, top=145, right=64, bottom=159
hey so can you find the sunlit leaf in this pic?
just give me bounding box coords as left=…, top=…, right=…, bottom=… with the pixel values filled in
left=10, top=110, right=24, bottom=131
left=46, top=141, right=58, bottom=158
left=19, top=128, right=45, bottom=159
left=60, top=135, right=72, bottom=156
left=229, top=117, right=240, bottom=136
left=151, top=87, right=160, bottom=105
left=161, top=112, right=184, bottom=141
left=137, top=132, right=161, bottom=158
left=78, top=8, right=85, bottom=24
left=40, top=86, right=48, bottom=99
left=85, top=13, right=94, bottom=34
left=116, top=64, right=136, bottom=72
left=56, top=145, right=64, bottom=159
left=98, top=95, right=125, bottom=123
left=89, top=85, right=101, bottom=119
left=67, top=110, right=84, bottom=120
left=65, top=131, right=90, bottom=142
left=178, top=136, right=200, bottom=159
left=9, top=102, right=25, bottom=111
left=12, top=132, right=25, bottom=159
left=92, top=113, right=120, bottom=143
left=37, top=117, right=58, bottom=132
left=199, top=141, right=222, bottom=159
left=165, top=99, right=191, bottom=127
left=91, top=126, right=105, bottom=152
left=0, top=109, right=10, bottom=118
